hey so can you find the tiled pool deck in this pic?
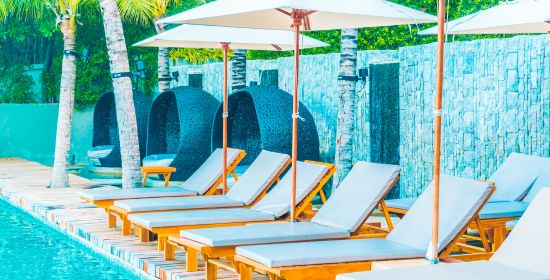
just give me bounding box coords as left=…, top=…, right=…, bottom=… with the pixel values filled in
left=0, top=158, right=266, bottom=280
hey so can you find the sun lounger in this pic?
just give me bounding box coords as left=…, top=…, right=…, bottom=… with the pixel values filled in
left=336, top=188, right=550, bottom=280
left=87, top=145, right=115, bottom=165
left=384, top=153, right=548, bottom=250
left=127, top=160, right=335, bottom=250
left=107, top=150, right=291, bottom=235
left=78, top=148, right=245, bottom=227
left=164, top=162, right=400, bottom=274
left=233, top=175, right=495, bottom=280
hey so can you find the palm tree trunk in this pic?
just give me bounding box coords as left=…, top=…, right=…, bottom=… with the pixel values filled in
left=100, top=0, right=141, bottom=188
left=231, top=49, right=247, bottom=90
left=333, top=28, right=358, bottom=191
left=155, top=23, right=171, bottom=93
left=50, top=16, right=76, bottom=188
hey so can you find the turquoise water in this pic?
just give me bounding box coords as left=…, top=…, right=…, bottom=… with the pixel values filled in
left=0, top=199, right=143, bottom=280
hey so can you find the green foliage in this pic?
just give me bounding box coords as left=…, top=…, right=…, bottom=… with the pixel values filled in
left=0, top=64, right=36, bottom=103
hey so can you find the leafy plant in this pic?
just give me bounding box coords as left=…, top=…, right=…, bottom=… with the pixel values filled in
left=0, top=64, right=36, bottom=103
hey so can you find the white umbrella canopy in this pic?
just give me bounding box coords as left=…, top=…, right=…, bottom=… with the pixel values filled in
left=419, top=0, right=550, bottom=35
left=158, top=0, right=437, bottom=29
left=133, top=24, right=329, bottom=50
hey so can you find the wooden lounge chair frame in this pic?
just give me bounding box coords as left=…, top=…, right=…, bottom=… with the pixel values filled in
left=81, top=149, right=246, bottom=229
left=107, top=157, right=291, bottom=236
left=163, top=174, right=400, bottom=276
left=131, top=161, right=336, bottom=252
left=233, top=184, right=496, bottom=280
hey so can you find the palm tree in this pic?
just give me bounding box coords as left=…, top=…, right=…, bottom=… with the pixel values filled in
left=99, top=0, right=154, bottom=188
left=231, top=49, right=247, bottom=90
left=3, top=0, right=90, bottom=188
left=333, top=28, right=359, bottom=192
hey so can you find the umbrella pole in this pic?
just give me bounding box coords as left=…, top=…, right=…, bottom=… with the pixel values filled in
left=222, top=42, right=230, bottom=194
left=430, top=0, right=446, bottom=264
left=290, top=16, right=303, bottom=223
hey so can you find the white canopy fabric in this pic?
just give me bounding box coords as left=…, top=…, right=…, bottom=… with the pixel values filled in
left=419, top=0, right=550, bottom=35
left=134, top=24, right=328, bottom=50
left=158, top=0, right=437, bottom=30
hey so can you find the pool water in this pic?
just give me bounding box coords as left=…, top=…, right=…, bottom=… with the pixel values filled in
left=0, top=199, right=145, bottom=280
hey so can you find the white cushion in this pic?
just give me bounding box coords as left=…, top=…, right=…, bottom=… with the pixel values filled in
left=488, top=153, right=545, bottom=202
left=226, top=150, right=290, bottom=205
left=478, top=201, right=528, bottom=219
left=142, top=154, right=176, bottom=167
left=312, top=162, right=400, bottom=232
left=180, top=148, right=242, bottom=194
left=236, top=238, right=424, bottom=268
left=181, top=222, right=350, bottom=247
left=336, top=261, right=550, bottom=280
left=113, top=196, right=244, bottom=212
left=491, top=189, right=550, bottom=276
left=386, top=175, right=493, bottom=251
left=79, top=187, right=197, bottom=201
left=251, top=161, right=328, bottom=217
left=128, top=208, right=275, bottom=229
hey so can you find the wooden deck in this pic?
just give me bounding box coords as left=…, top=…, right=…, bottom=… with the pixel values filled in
left=0, top=158, right=266, bottom=280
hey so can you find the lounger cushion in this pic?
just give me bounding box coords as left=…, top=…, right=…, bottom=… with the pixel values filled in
left=387, top=175, right=493, bottom=251
left=478, top=201, right=528, bottom=219
left=312, top=162, right=400, bottom=232
left=226, top=150, right=290, bottom=205
left=384, top=197, right=415, bottom=211
left=522, top=165, right=550, bottom=203
left=142, top=154, right=176, bottom=167
left=251, top=161, right=328, bottom=217
left=236, top=238, right=424, bottom=268
left=336, top=261, right=550, bottom=280
left=128, top=208, right=275, bottom=229
left=488, top=153, right=544, bottom=202
left=180, top=148, right=242, bottom=194
left=113, top=196, right=244, bottom=212
left=79, top=187, right=197, bottom=201
left=181, top=222, right=350, bottom=247
left=87, top=145, right=114, bottom=164
left=491, top=189, right=550, bottom=276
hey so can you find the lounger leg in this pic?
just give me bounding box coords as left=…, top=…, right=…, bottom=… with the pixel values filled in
left=205, top=259, right=218, bottom=280
left=142, top=173, right=148, bottom=187
left=185, top=247, right=198, bottom=272
left=107, top=211, right=117, bottom=228
left=121, top=216, right=131, bottom=236
left=492, top=225, right=507, bottom=251
left=164, top=173, right=171, bottom=187
left=319, top=189, right=327, bottom=204
left=138, top=226, right=149, bottom=242
left=232, top=170, right=239, bottom=182
left=158, top=236, right=165, bottom=251
left=164, top=242, right=175, bottom=260
left=238, top=263, right=253, bottom=280
left=379, top=200, right=394, bottom=231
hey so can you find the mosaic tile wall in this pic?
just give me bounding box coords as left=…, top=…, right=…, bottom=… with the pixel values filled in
left=399, top=35, right=550, bottom=197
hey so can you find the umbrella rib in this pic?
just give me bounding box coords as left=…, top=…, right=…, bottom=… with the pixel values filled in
left=275, top=8, right=292, bottom=16
left=271, top=44, right=283, bottom=50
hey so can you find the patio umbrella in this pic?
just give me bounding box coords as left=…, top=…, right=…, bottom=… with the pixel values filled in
left=158, top=0, right=437, bottom=224
left=419, top=0, right=550, bottom=35
left=134, top=24, right=328, bottom=193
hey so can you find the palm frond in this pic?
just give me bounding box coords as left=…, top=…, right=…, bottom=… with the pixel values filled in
left=116, top=0, right=155, bottom=25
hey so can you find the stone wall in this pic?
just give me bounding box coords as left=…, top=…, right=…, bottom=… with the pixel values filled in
left=171, top=50, right=399, bottom=164
left=399, top=35, right=550, bottom=197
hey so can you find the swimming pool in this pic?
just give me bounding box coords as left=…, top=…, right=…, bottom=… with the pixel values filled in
left=0, top=199, right=146, bottom=280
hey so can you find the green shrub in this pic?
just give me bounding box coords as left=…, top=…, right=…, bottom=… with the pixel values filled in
left=0, top=65, right=36, bottom=103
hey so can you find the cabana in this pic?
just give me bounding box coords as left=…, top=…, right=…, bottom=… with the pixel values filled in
left=144, top=86, right=220, bottom=181
left=88, top=91, right=151, bottom=168
left=211, top=85, right=320, bottom=166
